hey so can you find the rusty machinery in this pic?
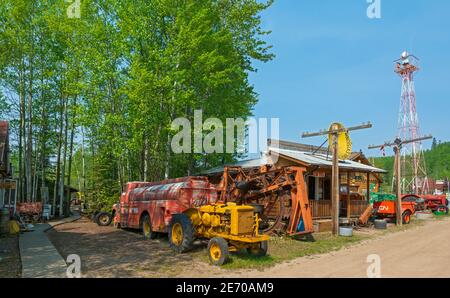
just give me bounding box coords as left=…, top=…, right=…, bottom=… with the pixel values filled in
left=215, top=165, right=314, bottom=236
left=107, top=177, right=270, bottom=266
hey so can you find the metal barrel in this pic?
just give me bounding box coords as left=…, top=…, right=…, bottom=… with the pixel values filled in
left=0, top=208, right=10, bottom=235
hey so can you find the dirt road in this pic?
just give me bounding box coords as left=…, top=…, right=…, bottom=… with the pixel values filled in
left=0, top=234, right=21, bottom=278
left=47, top=216, right=450, bottom=278
left=47, top=218, right=204, bottom=277
left=185, top=217, right=450, bottom=278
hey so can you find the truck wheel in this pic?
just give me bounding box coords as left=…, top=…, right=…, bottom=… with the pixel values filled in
left=96, top=212, right=112, bottom=226
left=208, top=237, right=229, bottom=266
left=141, top=214, right=157, bottom=240
left=247, top=240, right=268, bottom=257
left=402, top=211, right=412, bottom=224
left=168, top=214, right=194, bottom=253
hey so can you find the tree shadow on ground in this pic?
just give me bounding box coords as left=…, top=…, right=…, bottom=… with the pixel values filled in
left=46, top=218, right=206, bottom=277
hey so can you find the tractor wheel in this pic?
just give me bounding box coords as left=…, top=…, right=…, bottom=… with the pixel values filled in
left=141, top=214, right=157, bottom=240
left=247, top=240, right=268, bottom=257
left=436, top=205, right=448, bottom=214
left=402, top=211, right=412, bottom=224
left=168, top=214, right=195, bottom=253
left=207, top=237, right=229, bottom=266
left=96, top=212, right=112, bottom=226
left=435, top=205, right=449, bottom=215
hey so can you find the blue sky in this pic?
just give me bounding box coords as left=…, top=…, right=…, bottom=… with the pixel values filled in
left=249, top=0, right=450, bottom=157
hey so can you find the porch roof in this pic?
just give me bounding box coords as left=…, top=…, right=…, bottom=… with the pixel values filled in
left=268, top=147, right=387, bottom=174
left=201, top=157, right=268, bottom=175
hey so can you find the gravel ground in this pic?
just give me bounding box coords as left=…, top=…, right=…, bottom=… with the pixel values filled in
left=181, top=216, right=450, bottom=278
left=0, top=234, right=21, bottom=278
left=47, top=217, right=205, bottom=277
left=47, top=215, right=450, bottom=278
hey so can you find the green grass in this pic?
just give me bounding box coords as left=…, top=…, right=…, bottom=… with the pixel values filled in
left=189, top=214, right=448, bottom=271
left=193, top=233, right=368, bottom=270
left=201, top=217, right=442, bottom=270
left=433, top=212, right=450, bottom=220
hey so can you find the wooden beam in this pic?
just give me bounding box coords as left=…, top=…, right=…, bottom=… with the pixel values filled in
left=394, top=147, right=403, bottom=226
left=301, top=121, right=373, bottom=236
left=366, top=172, right=370, bottom=203
left=331, top=133, right=339, bottom=236
left=347, top=171, right=351, bottom=219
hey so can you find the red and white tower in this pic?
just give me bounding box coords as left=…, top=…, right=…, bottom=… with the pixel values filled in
left=394, top=51, right=429, bottom=194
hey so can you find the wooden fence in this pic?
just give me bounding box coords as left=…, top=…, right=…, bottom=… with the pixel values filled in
left=310, top=200, right=369, bottom=219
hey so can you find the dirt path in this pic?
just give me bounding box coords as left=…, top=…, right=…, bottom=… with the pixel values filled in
left=0, top=234, right=21, bottom=278
left=47, top=216, right=450, bottom=278
left=47, top=217, right=205, bottom=277
left=181, top=217, right=450, bottom=278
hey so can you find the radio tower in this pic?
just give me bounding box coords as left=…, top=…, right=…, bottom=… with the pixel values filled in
left=394, top=51, right=429, bottom=194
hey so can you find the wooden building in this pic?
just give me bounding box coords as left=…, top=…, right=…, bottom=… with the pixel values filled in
left=204, top=139, right=387, bottom=222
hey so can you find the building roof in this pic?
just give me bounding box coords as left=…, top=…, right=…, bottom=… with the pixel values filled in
left=269, top=139, right=374, bottom=165
left=268, top=139, right=329, bottom=154
left=202, top=147, right=387, bottom=175
left=202, top=157, right=268, bottom=175
left=268, top=147, right=387, bottom=173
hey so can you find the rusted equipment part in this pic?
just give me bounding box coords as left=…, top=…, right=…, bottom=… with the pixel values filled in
left=16, top=202, right=43, bottom=223
left=358, top=204, right=373, bottom=226
left=216, top=166, right=314, bottom=236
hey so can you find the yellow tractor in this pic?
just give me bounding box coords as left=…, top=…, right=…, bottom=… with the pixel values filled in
left=168, top=202, right=269, bottom=265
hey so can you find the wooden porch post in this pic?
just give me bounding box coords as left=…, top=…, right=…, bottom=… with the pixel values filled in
left=394, top=146, right=402, bottom=226
left=366, top=172, right=370, bottom=202
left=331, top=133, right=340, bottom=236
left=347, top=171, right=351, bottom=219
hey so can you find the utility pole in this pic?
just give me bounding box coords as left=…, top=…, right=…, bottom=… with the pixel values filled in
left=369, top=135, right=432, bottom=226
left=302, top=122, right=372, bottom=235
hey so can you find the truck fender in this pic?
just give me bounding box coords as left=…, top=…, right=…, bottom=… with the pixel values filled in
left=183, top=208, right=201, bottom=226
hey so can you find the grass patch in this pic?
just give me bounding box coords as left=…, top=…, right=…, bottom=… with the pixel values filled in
left=380, top=218, right=425, bottom=234
left=190, top=215, right=447, bottom=271
left=198, top=233, right=368, bottom=270
left=433, top=212, right=450, bottom=220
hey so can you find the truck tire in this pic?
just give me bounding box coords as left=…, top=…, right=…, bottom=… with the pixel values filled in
left=96, top=212, right=112, bottom=226
left=168, top=214, right=195, bottom=253
left=208, top=237, right=229, bottom=266
left=402, top=210, right=412, bottom=224
left=141, top=214, right=157, bottom=240
left=247, top=240, right=268, bottom=257
left=374, top=219, right=387, bottom=229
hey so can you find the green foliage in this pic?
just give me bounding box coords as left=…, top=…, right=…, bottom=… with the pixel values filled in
left=85, top=188, right=119, bottom=214
left=423, top=141, right=450, bottom=179
left=373, top=142, right=450, bottom=190
left=0, top=0, right=274, bottom=210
